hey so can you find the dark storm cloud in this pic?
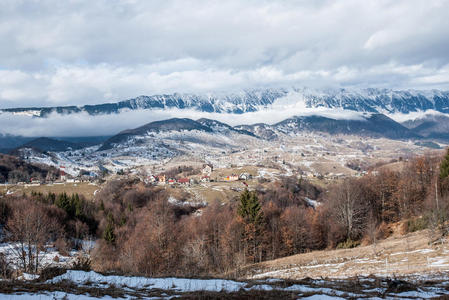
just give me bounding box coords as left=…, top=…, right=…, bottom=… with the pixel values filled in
left=0, top=0, right=449, bottom=108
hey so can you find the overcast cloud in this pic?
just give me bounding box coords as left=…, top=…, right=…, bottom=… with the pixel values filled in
left=0, top=0, right=449, bottom=109
left=0, top=106, right=367, bottom=137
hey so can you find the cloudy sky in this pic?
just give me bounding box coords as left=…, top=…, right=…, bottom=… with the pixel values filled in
left=1, top=0, right=449, bottom=109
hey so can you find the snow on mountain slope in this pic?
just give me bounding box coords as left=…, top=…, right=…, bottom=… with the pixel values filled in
left=402, top=113, right=449, bottom=140
left=2, top=88, right=449, bottom=119
left=235, top=123, right=279, bottom=141
left=274, top=113, right=419, bottom=139
left=19, top=118, right=263, bottom=176
left=284, top=88, right=449, bottom=114
left=100, top=118, right=221, bottom=151
left=236, top=113, right=420, bottom=141
left=0, top=89, right=286, bottom=116
left=196, top=118, right=256, bottom=137
left=100, top=125, right=259, bottom=158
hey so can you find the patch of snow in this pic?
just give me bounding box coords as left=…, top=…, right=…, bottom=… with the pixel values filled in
left=0, top=292, right=118, bottom=299
left=0, top=242, right=81, bottom=271
left=431, top=258, right=449, bottom=267
left=18, top=273, right=39, bottom=281
left=395, top=289, right=441, bottom=298
left=301, top=295, right=345, bottom=300
left=304, top=197, right=321, bottom=208
left=390, top=248, right=434, bottom=256
left=49, top=270, right=249, bottom=292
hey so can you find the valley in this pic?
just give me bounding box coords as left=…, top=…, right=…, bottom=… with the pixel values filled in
left=3, top=1, right=449, bottom=298
left=3, top=115, right=445, bottom=186
left=1, top=92, right=449, bottom=299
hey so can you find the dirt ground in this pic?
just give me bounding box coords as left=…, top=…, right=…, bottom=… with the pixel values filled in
left=243, top=229, right=449, bottom=280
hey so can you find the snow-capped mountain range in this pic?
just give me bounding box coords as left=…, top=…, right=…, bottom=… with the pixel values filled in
left=3, top=88, right=449, bottom=173
left=2, top=87, right=449, bottom=117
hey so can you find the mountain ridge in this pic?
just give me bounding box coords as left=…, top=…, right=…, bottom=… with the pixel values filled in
left=8, top=137, right=86, bottom=157
left=98, top=113, right=423, bottom=153
left=99, top=118, right=214, bottom=151
left=2, top=88, right=449, bottom=118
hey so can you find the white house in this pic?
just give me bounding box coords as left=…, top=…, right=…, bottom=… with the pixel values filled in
left=239, top=173, right=252, bottom=180
left=202, top=164, right=213, bottom=175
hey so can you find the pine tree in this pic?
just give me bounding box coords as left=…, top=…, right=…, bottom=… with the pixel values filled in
left=75, top=194, right=83, bottom=218
left=103, top=222, right=116, bottom=244
left=67, top=194, right=76, bottom=217
left=47, top=192, right=56, bottom=205
left=238, top=189, right=263, bottom=225
left=99, top=200, right=105, bottom=211
left=56, top=192, right=70, bottom=212
left=237, top=189, right=265, bottom=263
left=238, top=189, right=251, bottom=220
left=440, top=148, right=449, bottom=179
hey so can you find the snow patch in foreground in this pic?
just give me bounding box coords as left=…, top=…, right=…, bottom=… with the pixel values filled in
left=2, top=270, right=448, bottom=299
left=0, top=292, right=117, bottom=300
left=49, top=270, right=252, bottom=292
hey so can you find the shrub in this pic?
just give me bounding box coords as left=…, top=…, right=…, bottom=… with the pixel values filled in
left=0, top=253, right=12, bottom=279
left=72, top=255, right=91, bottom=271
left=406, top=217, right=429, bottom=233
left=376, top=222, right=393, bottom=240
left=39, top=267, right=67, bottom=281
left=336, top=239, right=360, bottom=249
left=55, top=238, right=70, bottom=256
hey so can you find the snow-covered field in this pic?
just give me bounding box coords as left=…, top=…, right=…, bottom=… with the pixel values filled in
left=1, top=270, right=449, bottom=299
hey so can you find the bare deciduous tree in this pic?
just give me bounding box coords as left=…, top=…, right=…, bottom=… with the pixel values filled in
left=6, top=200, right=60, bottom=273
left=332, top=179, right=368, bottom=241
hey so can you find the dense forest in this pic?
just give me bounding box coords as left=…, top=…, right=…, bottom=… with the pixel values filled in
left=0, top=154, right=59, bottom=183
left=1, top=151, right=449, bottom=278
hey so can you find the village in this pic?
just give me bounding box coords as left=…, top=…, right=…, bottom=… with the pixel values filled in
left=1, top=131, right=444, bottom=206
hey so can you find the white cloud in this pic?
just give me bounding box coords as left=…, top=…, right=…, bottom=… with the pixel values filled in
left=0, top=101, right=367, bottom=137
left=389, top=109, right=447, bottom=123
left=0, top=0, right=448, bottom=108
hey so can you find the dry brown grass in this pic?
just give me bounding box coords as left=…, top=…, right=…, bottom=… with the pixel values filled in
left=242, top=229, right=449, bottom=280
left=5, top=182, right=100, bottom=200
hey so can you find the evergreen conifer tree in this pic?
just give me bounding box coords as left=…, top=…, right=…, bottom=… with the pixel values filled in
left=103, top=222, right=116, bottom=244
left=237, top=189, right=265, bottom=263
left=56, top=192, right=70, bottom=212
left=238, top=189, right=263, bottom=225
left=440, top=148, right=449, bottom=179
left=75, top=194, right=83, bottom=218
left=238, top=189, right=250, bottom=220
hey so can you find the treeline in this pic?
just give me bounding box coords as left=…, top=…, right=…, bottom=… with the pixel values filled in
left=31, top=191, right=98, bottom=238
left=0, top=154, right=59, bottom=183
left=162, top=165, right=201, bottom=179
